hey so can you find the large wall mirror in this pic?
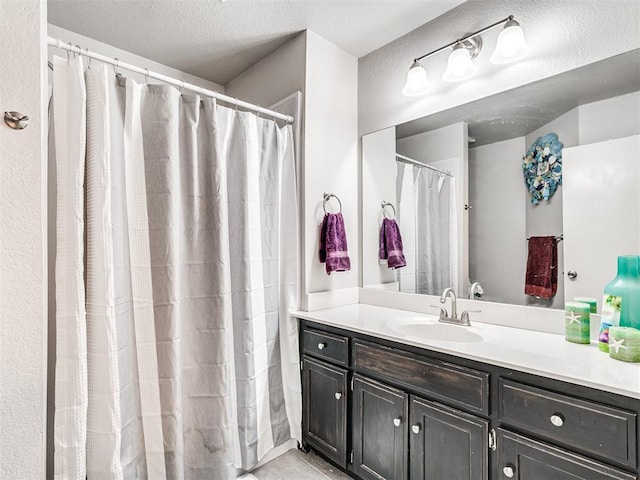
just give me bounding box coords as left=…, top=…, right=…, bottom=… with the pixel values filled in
left=362, top=49, right=640, bottom=310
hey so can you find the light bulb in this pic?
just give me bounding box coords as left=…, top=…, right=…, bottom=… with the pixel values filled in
left=490, top=19, right=530, bottom=64
left=402, top=61, right=429, bottom=97
left=442, top=44, right=476, bottom=82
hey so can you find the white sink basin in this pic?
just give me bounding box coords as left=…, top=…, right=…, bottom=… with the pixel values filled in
left=389, top=320, right=483, bottom=343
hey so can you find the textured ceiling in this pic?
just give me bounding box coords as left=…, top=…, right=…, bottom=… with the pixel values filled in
left=48, top=0, right=465, bottom=85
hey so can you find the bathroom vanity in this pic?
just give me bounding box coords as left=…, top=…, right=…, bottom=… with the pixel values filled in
left=296, top=305, right=640, bottom=480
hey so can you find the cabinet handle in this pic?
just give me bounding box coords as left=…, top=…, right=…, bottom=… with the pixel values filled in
left=503, top=465, right=515, bottom=478
left=411, top=424, right=421, bottom=434
left=317, top=342, right=326, bottom=350
left=334, top=392, right=342, bottom=400
left=393, top=417, right=402, bottom=427
left=550, top=414, right=564, bottom=427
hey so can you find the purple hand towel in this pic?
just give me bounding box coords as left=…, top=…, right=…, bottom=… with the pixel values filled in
left=379, top=218, right=407, bottom=269
left=319, top=212, right=351, bottom=274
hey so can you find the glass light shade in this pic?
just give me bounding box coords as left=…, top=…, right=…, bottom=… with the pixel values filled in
left=402, top=61, right=429, bottom=97
left=490, top=19, right=531, bottom=64
left=442, top=45, right=476, bottom=82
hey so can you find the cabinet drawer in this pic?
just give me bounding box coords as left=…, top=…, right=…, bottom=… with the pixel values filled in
left=499, top=379, right=637, bottom=468
left=302, top=328, right=349, bottom=367
left=352, top=340, right=489, bottom=415
left=497, top=428, right=637, bottom=480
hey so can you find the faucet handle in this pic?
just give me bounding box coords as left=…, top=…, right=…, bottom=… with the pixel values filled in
left=460, top=309, right=481, bottom=325
left=430, top=305, right=448, bottom=320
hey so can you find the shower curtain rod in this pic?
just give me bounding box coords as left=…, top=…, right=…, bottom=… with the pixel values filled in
left=47, top=36, right=295, bottom=124
left=396, top=153, right=453, bottom=177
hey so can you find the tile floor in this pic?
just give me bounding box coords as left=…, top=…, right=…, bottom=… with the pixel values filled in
left=251, top=449, right=352, bottom=480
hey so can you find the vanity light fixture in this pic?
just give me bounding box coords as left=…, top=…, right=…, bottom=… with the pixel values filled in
left=402, top=15, right=529, bottom=96
left=442, top=38, right=481, bottom=82
left=402, top=61, right=430, bottom=96
left=490, top=18, right=531, bottom=64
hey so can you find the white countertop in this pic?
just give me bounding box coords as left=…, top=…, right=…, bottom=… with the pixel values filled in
left=293, top=304, right=640, bottom=400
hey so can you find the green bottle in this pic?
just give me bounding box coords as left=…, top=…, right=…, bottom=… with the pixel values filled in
left=600, top=256, right=640, bottom=352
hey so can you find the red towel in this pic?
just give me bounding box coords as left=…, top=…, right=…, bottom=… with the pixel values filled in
left=524, top=236, right=558, bottom=299
left=319, top=213, right=351, bottom=274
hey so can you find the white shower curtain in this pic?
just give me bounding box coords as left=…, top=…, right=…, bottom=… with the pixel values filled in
left=396, top=163, right=451, bottom=295
left=52, top=57, right=300, bottom=480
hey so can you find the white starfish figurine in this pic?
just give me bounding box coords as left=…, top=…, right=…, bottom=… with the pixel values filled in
left=609, top=337, right=628, bottom=354
left=565, top=311, right=581, bottom=324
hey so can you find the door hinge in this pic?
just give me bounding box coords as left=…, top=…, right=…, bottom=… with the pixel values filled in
left=300, top=361, right=303, bottom=371
left=350, top=377, right=354, bottom=391
left=350, top=451, right=354, bottom=464
left=488, top=428, right=497, bottom=451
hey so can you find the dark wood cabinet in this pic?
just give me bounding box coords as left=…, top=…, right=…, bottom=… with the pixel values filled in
left=298, top=319, right=640, bottom=480
left=302, top=356, right=348, bottom=467
left=352, top=374, right=408, bottom=480
left=409, top=396, right=488, bottom=480
left=496, top=428, right=636, bottom=480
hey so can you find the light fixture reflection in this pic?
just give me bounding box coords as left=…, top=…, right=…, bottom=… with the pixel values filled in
left=490, top=19, right=530, bottom=64
left=442, top=43, right=477, bottom=82
left=402, top=61, right=429, bottom=97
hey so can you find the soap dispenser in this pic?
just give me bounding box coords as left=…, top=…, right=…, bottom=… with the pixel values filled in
left=600, top=255, right=640, bottom=352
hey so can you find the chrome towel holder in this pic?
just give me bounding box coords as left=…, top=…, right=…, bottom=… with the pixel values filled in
left=381, top=201, right=396, bottom=219
left=323, top=193, right=342, bottom=214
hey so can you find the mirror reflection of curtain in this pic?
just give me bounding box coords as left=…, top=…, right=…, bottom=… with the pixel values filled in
left=397, top=163, right=452, bottom=294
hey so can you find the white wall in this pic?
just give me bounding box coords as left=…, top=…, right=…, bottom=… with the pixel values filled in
left=358, top=0, right=640, bottom=137
left=0, top=1, right=47, bottom=478
left=48, top=24, right=224, bottom=91
left=226, top=30, right=359, bottom=310
left=469, top=137, right=526, bottom=305
left=304, top=31, right=359, bottom=307
left=362, top=127, right=397, bottom=287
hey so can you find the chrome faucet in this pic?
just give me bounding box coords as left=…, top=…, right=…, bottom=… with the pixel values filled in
left=432, top=287, right=479, bottom=326
left=440, top=287, right=458, bottom=319
left=469, top=282, right=484, bottom=299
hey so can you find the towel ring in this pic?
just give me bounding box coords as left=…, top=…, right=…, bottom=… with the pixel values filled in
left=323, top=193, right=342, bottom=214
left=381, top=201, right=396, bottom=219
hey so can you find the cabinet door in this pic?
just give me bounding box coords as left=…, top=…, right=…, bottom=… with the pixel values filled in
left=409, top=396, right=488, bottom=480
left=352, top=374, right=408, bottom=480
left=496, top=428, right=637, bottom=480
left=302, top=356, right=348, bottom=467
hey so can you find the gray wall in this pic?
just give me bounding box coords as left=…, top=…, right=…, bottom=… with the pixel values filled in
left=469, top=137, right=527, bottom=304
left=524, top=109, right=578, bottom=308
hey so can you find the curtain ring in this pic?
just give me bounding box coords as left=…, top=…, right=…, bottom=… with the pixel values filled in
left=144, top=68, right=149, bottom=84
left=68, top=42, right=75, bottom=60
left=180, top=80, right=185, bottom=94
left=113, top=58, right=120, bottom=76
left=85, top=47, right=92, bottom=69
left=234, top=98, right=239, bottom=111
